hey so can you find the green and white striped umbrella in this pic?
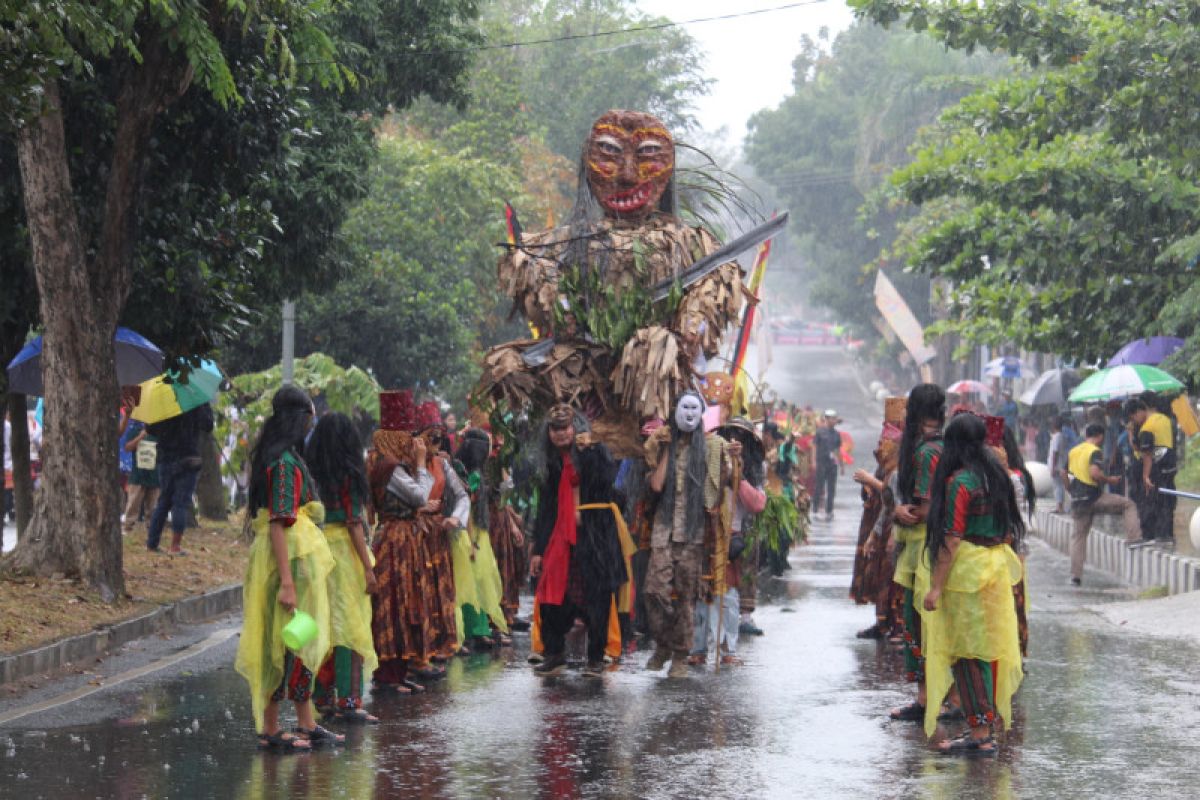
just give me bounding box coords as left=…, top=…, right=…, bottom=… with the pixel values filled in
left=1067, top=364, right=1184, bottom=403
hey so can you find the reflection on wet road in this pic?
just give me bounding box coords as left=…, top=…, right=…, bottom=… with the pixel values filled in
left=2, top=347, right=1198, bottom=799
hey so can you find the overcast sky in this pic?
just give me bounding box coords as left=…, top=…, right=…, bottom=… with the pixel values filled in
left=638, top=0, right=855, bottom=151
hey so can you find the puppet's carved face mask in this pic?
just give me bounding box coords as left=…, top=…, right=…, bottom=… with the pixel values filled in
left=586, top=110, right=674, bottom=220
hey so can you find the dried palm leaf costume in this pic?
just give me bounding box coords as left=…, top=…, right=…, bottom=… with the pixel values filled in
left=478, top=110, right=744, bottom=458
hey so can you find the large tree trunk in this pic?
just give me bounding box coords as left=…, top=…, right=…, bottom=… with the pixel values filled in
left=7, top=45, right=193, bottom=602
left=7, top=81, right=125, bottom=600
left=196, top=433, right=227, bottom=521
left=6, top=393, right=34, bottom=538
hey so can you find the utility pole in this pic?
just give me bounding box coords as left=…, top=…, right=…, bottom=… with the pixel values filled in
left=281, top=299, right=295, bottom=385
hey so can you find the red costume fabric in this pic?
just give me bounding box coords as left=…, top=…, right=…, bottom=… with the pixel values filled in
left=536, top=453, right=580, bottom=605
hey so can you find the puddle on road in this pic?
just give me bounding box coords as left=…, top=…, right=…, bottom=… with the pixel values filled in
left=1, top=366, right=1197, bottom=798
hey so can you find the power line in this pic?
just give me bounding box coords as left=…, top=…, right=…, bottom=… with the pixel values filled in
left=411, top=1, right=837, bottom=56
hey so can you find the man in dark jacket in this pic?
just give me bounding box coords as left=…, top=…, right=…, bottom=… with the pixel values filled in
left=145, top=403, right=214, bottom=553
left=530, top=404, right=628, bottom=677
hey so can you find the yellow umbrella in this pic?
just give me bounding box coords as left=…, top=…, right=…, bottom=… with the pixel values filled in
left=131, top=359, right=223, bottom=424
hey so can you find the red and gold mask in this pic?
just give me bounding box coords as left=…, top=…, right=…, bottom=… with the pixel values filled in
left=585, top=110, right=674, bottom=220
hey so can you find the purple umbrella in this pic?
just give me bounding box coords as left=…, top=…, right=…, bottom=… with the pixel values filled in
left=1108, top=337, right=1184, bottom=367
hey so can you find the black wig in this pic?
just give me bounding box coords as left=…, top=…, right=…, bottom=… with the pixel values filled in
left=897, top=383, right=946, bottom=505
left=304, top=411, right=369, bottom=516
left=924, top=413, right=1026, bottom=559
left=247, top=385, right=313, bottom=517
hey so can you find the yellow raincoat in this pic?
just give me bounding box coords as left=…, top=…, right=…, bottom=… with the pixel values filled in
left=323, top=521, right=378, bottom=677
left=451, top=525, right=510, bottom=645
left=921, top=540, right=1024, bottom=736
left=235, top=502, right=334, bottom=734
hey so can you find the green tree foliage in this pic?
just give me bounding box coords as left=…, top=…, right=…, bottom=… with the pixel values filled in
left=1, top=1, right=481, bottom=597
left=225, top=133, right=522, bottom=405
left=849, top=0, right=1200, bottom=380
left=217, top=352, right=381, bottom=485
left=744, top=22, right=1004, bottom=336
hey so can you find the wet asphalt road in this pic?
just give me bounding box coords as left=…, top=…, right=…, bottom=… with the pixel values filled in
left=2, top=346, right=1199, bottom=799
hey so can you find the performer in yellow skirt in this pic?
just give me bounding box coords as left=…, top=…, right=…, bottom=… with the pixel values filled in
left=307, top=412, right=380, bottom=722
left=453, top=428, right=511, bottom=651
left=235, top=386, right=340, bottom=750
left=922, top=412, right=1025, bottom=755
left=889, top=384, right=945, bottom=722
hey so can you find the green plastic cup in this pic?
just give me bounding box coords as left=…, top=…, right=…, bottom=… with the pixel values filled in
left=281, top=610, right=317, bottom=651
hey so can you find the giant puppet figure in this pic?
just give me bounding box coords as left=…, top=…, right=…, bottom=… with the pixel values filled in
left=479, top=110, right=781, bottom=456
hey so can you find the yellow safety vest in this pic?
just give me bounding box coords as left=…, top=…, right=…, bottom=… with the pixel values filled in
left=1140, top=412, right=1173, bottom=449
left=1068, top=441, right=1101, bottom=487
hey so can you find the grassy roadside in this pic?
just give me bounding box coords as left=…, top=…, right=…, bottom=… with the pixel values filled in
left=0, top=517, right=247, bottom=657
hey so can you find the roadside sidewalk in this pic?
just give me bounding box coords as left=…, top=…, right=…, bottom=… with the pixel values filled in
left=0, top=584, right=242, bottom=693
left=1031, top=507, right=1200, bottom=595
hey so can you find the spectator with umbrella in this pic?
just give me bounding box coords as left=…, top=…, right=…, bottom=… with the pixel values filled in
left=1124, top=397, right=1177, bottom=547
left=132, top=360, right=223, bottom=554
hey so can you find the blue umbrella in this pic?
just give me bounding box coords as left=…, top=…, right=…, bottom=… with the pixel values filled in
left=6, top=327, right=164, bottom=396
left=1108, top=336, right=1184, bottom=367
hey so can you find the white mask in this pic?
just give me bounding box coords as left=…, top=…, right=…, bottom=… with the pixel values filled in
left=674, top=393, right=705, bottom=433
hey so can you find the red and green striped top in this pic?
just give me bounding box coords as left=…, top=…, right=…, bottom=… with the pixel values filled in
left=912, top=436, right=943, bottom=502
left=323, top=480, right=365, bottom=525
left=944, top=468, right=1000, bottom=540
left=267, top=450, right=314, bottom=527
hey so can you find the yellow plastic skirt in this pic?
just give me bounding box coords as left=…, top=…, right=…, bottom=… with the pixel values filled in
left=234, top=502, right=334, bottom=734
left=892, top=522, right=926, bottom=591
left=451, top=526, right=510, bottom=645
left=323, top=522, right=379, bottom=677
left=922, top=541, right=1024, bottom=737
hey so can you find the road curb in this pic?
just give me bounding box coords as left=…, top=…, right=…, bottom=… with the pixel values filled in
left=1031, top=509, right=1200, bottom=594
left=0, top=583, right=242, bottom=687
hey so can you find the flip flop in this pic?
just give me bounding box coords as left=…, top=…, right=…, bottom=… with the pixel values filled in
left=401, top=679, right=426, bottom=694
left=937, top=732, right=996, bottom=756
left=258, top=730, right=311, bottom=751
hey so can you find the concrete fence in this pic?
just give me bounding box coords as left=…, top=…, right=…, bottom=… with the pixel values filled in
left=1031, top=509, right=1200, bottom=594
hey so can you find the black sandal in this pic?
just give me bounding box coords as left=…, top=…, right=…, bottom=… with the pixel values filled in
left=412, top=665, right=445, bottom=681
left=401, top=678, right=426, bottom=694
left=889, top=702, right=926, bottom=721
left=297, top=724, right=346, bottom=747
left=258, top=730, right=311, bottom=751
left=333, top=708, right=379, bottom=724
left=938, top=704, right=965, bottom=722
left=938, top=732, right=996, bottom=756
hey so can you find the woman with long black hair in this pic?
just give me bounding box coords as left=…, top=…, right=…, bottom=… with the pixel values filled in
left=889, top=383, right=945, bottom=722
left=235, top=385, right=341, bottom=750
left=307, top=412, right=379, bottom=723
left=921, top=413, right=1025, bottom=755
left=1002, top=424, right=1035, bottom=659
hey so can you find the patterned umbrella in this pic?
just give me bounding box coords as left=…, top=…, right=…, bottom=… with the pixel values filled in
left=130, top=359, right=224, bottom=424
left=983, top=355, right=1035, bottom=379
left=1067, top=364, right=1184, bottom=403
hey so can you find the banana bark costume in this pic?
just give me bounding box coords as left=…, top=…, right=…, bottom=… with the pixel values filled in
left=479, top=110, right=744, bottom=457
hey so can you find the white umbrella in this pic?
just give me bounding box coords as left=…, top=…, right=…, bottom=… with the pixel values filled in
left=1019, top=368, right=1079, bottom=406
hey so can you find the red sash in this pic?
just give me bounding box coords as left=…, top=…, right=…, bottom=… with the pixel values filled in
left=536, top=454, right=579, bottom=605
